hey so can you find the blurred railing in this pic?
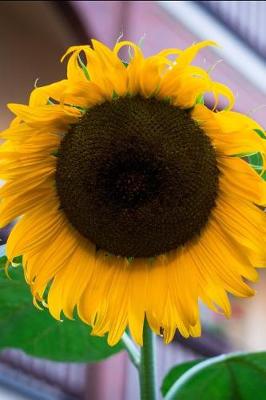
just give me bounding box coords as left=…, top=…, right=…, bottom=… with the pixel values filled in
left=0, top=334, right=225, bottom=400
left=200, top=1, right=266, bottom=60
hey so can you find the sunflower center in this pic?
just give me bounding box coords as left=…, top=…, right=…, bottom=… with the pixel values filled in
left=56, top=96, right=219, bottom=258
left=101, top=151, right=162, bottom=209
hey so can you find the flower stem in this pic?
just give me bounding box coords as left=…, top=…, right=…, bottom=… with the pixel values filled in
left=139, top=320, right=158, bottom=400
left=121, top=332, right=140, bottom=368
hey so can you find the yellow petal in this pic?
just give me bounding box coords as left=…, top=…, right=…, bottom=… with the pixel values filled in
left=219, top=156, right=266, bottom=205
left=0, top=187, right=55, bottom=228
left=7, top=103, right=80, bottom=129
left=29, top=80, right=68, bottom=106
left=128, top=258, right=148, bottom=345
left=177, top=40, right=217, bottom=67
left=91, top=39, right=128, bottom=96
left=114, top=41, right=144, bottom=95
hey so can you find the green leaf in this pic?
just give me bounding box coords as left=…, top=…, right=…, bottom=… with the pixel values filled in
left=195, top=94, right=204, bottom=105
left=0, top=266, right=123, bottom=362
left=78, top=55, right=90, bottom=80
left=163, top=352, right=266, bottom=400
left=112, top=91, right=119, bottom=99
left=261, top=170, right=266, bottom=181
left=47, top=98, right=56, bottom=105
left=51, top=150, right=59, bottom=157
left=161, top=359, right=203, bottom=396
left=247, top=152, right=263, bottom=174
left=254, top=128, right=266, bottom=140
left=163, top=96, right=172, bottom=104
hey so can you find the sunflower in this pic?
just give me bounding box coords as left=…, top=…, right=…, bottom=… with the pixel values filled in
left=0, top=40, right=265, bottom=346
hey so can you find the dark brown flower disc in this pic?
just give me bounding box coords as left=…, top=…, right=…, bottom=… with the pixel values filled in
left=55, top=96, right=219, bottom=257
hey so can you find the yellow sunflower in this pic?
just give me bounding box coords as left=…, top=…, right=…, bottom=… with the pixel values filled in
left=1, top=40, right=265, bottom=346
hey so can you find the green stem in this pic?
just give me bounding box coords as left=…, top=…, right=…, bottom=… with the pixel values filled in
left=139, top=320, right=158, bottom=400
left=121, top=332, right=140, bottom=368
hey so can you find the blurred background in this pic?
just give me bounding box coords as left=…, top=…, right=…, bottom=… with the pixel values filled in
left=0, top=1, right=265, bottom=399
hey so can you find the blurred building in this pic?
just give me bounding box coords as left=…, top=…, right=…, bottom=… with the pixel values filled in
left=0, top=1, right=265, bottom=399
